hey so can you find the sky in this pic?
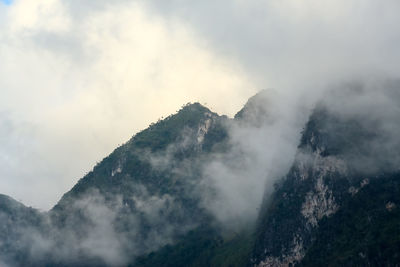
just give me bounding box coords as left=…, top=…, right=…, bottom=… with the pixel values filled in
left=1, top=0, right=400, bottom=210
left=1, top=0, right=12, bottom=5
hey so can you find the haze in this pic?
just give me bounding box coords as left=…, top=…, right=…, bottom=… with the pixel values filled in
left=1, top=0, right=400, bottom=209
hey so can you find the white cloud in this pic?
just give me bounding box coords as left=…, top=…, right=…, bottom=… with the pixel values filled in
left=2, top=0, right=400, bottom=210
left=144, top=0, right=400, bottom=89
left=0, top=0, right=254, bottom=209
left=8, top=0, right=71, bottom=33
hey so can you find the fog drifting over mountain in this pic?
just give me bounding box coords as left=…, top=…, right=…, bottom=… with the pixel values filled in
left=1, top=0, right=400, bottom=209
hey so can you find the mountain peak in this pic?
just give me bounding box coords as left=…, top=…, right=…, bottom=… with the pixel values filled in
left=179, top=102, right=211, bottom=113
left=3, top=88, right=400, bottom=266
left=0, top=194, right=25, bottom=210
left=129, top=102, right=219, bottom=152
left=234, top=89, right=278, bottom=128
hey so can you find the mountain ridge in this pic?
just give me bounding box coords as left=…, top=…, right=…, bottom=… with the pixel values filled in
left=1, top=88, right=400, bottom=266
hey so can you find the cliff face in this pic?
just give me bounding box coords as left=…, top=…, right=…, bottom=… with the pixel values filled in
left=47, top=103, right=232, bottom=266
left=0, top=103, right=233, bottom=266
left=251, top=106, right=349, bottom=266
left=1, top=89, right=400, bottom=266
left=252, top=102, right=400, bottom=266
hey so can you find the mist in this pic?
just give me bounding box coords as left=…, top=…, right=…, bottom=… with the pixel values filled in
left=2, top=79, right=400, bottom=266
left=198, top=90, right=307, bottom=229
left=0, top=187, right=200, bottom=266
left=0, top=0, right=253, bottom=209
left=316, top=79, right=400, bottom=174
left=1, top=0, right=400, bottom=265
left=2, top=0, right=400, bottom=210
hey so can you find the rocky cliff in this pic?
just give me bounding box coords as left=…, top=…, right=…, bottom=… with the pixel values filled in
left=1, top=87, right=399, bottom=266
left=252, top=95, right=400, bottom=266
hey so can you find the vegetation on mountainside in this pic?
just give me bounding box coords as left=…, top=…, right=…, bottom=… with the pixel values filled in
left=53, top=102, right=226, bottom=208
left=1, top=96, right=400, bottom=267
left=300, top=173, right=400, bottom=266
left=134, top=226, right=255, bottom=267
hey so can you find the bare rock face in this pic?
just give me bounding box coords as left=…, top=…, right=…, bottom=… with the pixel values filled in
left=252, top=150, right=349, bottom=266
left=250, top=101, right=396, bottom=266
left=2, top=86, right=400, bottom=266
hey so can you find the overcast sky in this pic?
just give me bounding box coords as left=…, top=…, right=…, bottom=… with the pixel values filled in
left=1, top=0, right=400, bottom=210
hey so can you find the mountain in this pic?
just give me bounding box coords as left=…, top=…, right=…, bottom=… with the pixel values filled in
left=0, top=195, right=46, bottom=266
left=1, top=87, right=400, bottom=266
left=234, top=89, right=273, bottom=124
left=252, top=101, right=400, bottom=266
left=0, top=102, right=252, bottom=266
left=48, top=102, right=235, bottom=266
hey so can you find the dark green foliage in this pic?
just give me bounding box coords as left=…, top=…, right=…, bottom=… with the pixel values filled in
left=252, top=156, right=353, bottom=265
left=253, top=103, right=400, bottom=266
left=300, top=173, right=400, bottom=267
left=1, top=102, right=235, bottom=266
left=2, top=94, right=400, bottom=267
left=131, top=103, right=214, bottom=151
left=234, top=89, right=269, bottom=121
left=209, top=229, right=255, bottom=267
left=0, top=195, right=47, bottom=266
left=133, top=226, right=255, bottom=267
left=46, top=102, right=236, bottom=266
left=53, top=103, right=222, bottom=209
left=300, top=105, right=378, bottom=157
left=202, top=119, right=229, bottom=152
left=133, top=226, right=222, bottom=267
left=300, top=105, right=397, bottom=174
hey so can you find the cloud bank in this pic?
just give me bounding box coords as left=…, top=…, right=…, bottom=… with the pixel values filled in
left=0, top=0, right=253, bottom=209
left=1, top=0, right=400, bottom=210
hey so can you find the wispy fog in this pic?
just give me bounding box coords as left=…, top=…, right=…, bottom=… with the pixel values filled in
left=2, top=0, right=400, bottom=209
left=1, top=1, right=400, bottom=265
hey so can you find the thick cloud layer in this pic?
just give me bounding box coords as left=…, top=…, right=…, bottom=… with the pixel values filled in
left=0, top=188, right=195, bottom=266
left=144, top=0, right=400, bottom=87
left=318, top=79, right=400, bottom=174
left=200, top=90, right=307, bottom=229
left=1, top=0, right=400, bottom=210
left=0, top=0, right=253, bottom=209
